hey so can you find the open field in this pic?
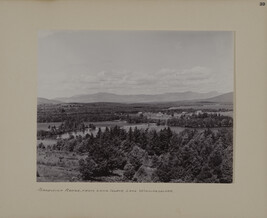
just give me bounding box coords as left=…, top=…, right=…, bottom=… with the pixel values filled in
left=37, top=150, right=87, bottom=182
left=37, top=122, right=62, bottom=131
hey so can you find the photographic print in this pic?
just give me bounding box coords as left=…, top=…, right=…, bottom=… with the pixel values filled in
left=37, top=31, right=233, bottom=183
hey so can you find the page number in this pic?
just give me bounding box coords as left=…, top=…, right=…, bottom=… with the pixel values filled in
left=260, top=2, right=265, bottom=6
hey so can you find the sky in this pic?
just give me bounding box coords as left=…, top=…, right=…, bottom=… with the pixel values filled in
left=38, top=30, right=234, bottom=99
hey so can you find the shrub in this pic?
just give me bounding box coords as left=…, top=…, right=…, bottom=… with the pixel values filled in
left=123, top=163, right=136, bottom=180
left=128, top=146, right=147, bottom=170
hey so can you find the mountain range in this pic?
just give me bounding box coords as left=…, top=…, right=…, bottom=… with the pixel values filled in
left=38, top=91, right=233, bottom=105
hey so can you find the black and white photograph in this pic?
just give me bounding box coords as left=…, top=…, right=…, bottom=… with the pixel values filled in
left=37, top=30, right=234, bottom=183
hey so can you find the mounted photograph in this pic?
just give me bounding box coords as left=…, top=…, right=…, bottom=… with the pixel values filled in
left=37, top=30, right=234, bottom=183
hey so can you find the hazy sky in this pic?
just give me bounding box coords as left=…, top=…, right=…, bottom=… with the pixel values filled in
left=38, top=31, right=233, bottom=99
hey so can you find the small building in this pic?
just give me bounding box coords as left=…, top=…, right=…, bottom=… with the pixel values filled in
left=195, top=110, right=203, bottom=115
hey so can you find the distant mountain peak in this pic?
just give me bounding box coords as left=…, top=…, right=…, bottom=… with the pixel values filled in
left=37, top=97, right=62, bottom=105
left=204, top=92, right=233, bottom=103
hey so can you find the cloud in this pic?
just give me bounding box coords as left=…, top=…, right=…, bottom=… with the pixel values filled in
left=39, top=64, right=218, bottom=97
left=65, top=66, right=214, bottom=95
left=38, top=31, right=233, bottom=98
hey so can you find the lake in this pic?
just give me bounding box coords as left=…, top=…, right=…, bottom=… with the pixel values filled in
left=55, top=121, right=185, bottom=139
left=37, top=121, right=186, bottom=147
left=37, top=120, right=230, bottom=147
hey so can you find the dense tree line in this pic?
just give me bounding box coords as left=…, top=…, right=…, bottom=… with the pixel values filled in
left=38, top=111, right=121, bottom=123
left=37, top=120, right=96, bottom=139
left=39, top=125, right=233, bottom=183
left=165, top=108, right=232, bottom=116
left=37, top=102, right=165, bottom=123
left=167, top=113, right=233, bottom=128
left=126, top=114, right=149, bottom=124
left=126, top=112, right=233, bottom=128
left=38, top=102, right=233, bottom=123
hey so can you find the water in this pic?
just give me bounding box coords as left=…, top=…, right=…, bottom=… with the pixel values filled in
left=58, top=123, right=186, bottom=139
left=37, top=121, right=187, bottom=147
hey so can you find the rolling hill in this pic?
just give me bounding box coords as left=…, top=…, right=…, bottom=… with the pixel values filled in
left=38, top=91, right=233, bottom=105
left=53, top=91, right=220, bottom=104
left=203, top=92, right=233, bottom=103
left=37, top=97, right=62, bottom=105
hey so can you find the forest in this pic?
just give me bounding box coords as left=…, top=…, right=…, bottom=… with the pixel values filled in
left=38, top=125, right=233, bottom=183
left=37, top=102, right=232, bottom=123
left=37, top=100, right=233, bottom=183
